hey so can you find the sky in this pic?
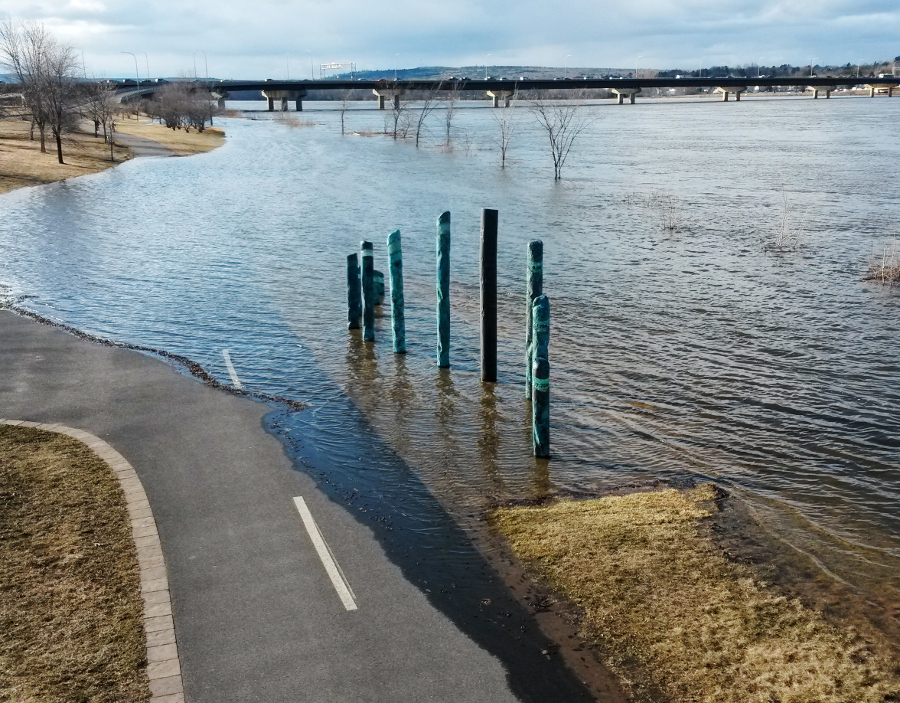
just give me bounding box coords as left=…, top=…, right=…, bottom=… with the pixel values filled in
left=3, top=0, right=898, bottom=79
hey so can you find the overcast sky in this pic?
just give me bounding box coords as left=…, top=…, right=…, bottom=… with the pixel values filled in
left=4, top=0, right=898, bottom=79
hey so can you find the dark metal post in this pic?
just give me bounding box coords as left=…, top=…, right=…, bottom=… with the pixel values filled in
left=480, top=208, right=498, bottom=382
left=532, top=295, right=550, bottom=457
left=525, top=240, right=543, bottom=398
left=388, top=230, right=406, bottom=353
left=361, top=240, right=375, bottom=342
left=437, top=211, right=451, bottom=367
left=347, top=253, right=361, bottom=329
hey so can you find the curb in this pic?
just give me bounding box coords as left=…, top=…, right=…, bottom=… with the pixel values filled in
left=0, top=419, right=185, bottom=703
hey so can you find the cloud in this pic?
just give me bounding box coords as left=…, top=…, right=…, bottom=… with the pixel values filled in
left=4, top=0, right=898, bottom=78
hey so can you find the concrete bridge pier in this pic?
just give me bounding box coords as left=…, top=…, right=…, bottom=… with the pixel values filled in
left=808, top=85, right=837, bottom=98
left=373, top=89, right=402, bottom=110
left=866, top=84, right=894, bottom=97
left=486, top=90, right=515, bottom=107
left=611, top=88, right=640, bottom=104
left=715, top=86, right=746, bottom=101
left=212, top=91, right=228, bottom=109
left=262, top=89, right=308, bottom=112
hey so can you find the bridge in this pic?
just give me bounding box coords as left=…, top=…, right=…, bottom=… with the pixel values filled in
left=118, top=75, right=900, bottom=111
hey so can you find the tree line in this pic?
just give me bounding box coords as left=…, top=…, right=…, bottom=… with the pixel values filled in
left=1, top=19, right=216, bottom=165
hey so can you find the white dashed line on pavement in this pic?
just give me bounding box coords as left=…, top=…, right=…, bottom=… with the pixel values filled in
left=293, top=496, right=358, bottom=612
left=222, top=349, right=242, bottom=389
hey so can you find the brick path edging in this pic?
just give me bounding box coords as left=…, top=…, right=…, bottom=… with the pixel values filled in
left=0, top=419, right=185, bottom=703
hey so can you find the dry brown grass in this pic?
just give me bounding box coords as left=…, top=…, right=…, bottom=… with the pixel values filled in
left=0, top=426, right=150, bottom=703
left=0, top=116, right=131, bottom=195
left=865, top=243, right=900, bottom=286
left=490, top=485, right=900, bottom=703
left=114, top=116, right=225, bottom=154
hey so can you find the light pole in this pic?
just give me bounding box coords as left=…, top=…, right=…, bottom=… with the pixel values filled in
left=193, top=50, right=198, bottom=79
left=699, top=58, right=703, bottom=78
left=758, top=57, right=764, bottom=78
left=394, top=52, right=399, bottom=81
left=809, top=57, right=817, bottom=77
left=856, top=61, right=861, bottom=78
left=636, top=55, right=642, bottom=79
left=121, top=51, right=139, bottom=117
left=286, top=52, right=290, bottom=79
left=485, top=54, right=491, bottom=79
left=565, top=54, right=571, bottom=79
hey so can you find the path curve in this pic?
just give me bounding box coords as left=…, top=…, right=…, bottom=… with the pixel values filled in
left=0, top=419, right=185, bottom=702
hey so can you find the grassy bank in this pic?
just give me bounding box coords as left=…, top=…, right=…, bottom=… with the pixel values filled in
left=0, top=426, right=150, bottom=703
left=0, top=116, right=131, bottom=195
left=490, top=484, right=900, bottom=703
left=114, top=116, right=225, bottom=155
left=1, top=113, right=224, bottom=196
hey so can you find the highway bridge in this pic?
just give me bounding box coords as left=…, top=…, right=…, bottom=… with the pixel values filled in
left=117, top=75, right=900, bottom=110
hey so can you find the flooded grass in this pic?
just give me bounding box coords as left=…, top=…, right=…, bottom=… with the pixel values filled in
left=489, top=485, right=900, bottom=703
left=0, top=426, right=149, bottom=703
left=114, top=116, right=225, bottom=154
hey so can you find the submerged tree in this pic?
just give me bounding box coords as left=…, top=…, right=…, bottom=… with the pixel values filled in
left=492, top=91, right=519, bottom=167
left=528, top=91, right=593, bottom=180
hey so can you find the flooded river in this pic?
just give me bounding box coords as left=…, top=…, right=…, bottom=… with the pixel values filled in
left=1, top=94, right=899, bottom=632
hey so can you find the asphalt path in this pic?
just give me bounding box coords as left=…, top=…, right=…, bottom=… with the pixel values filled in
left=0, top=310, right=598, bottom=702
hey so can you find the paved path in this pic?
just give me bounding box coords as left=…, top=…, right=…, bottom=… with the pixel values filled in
left=113, top=129, right=177, bottom=157
left=0, top=310, right=596, bottom=702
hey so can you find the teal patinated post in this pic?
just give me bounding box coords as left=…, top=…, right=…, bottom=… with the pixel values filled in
left=532, top=295, right=550, bottom=458
left=361, top=240, right=375, bottom=342
left=437, top=211, right=451, bottom=367
left=525, top=240, right=543, bottom=398
left=388, top=230, right=406, bottom=353
left=347, top=253, right=361, bottom=329
left=373, top=270, right=385, bottom=306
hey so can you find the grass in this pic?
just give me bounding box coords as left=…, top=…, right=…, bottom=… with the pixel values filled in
left=489, top=484, right=900, bottom=703
left=0, top=116, right=131, bottom=195
left=865, top=243, right=900, bottom=286
left=114, top=116, right=225, bottom=154
left=0, top=426, right=150, bottom=703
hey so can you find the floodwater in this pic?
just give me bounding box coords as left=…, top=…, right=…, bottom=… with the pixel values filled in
left=2, top=94, right=899, bottom=634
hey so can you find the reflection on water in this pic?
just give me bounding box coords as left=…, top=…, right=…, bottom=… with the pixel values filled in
left=1, top=96, right=899, bottom=625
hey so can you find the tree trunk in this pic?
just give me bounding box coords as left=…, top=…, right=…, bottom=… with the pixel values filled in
left=39, top=126, right=46, bottom=153
left=55, top=132, right=64, bottom=164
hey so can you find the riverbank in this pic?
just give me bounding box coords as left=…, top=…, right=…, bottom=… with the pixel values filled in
left=0, top=425, right=150, bottom=702
left=0, top=114, right=224, bottom=195
left=490, top=485, right=900, bottom=702
left=0, top=117, right=131, bottom=194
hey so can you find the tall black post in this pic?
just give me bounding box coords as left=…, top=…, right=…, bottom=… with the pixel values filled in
left=361, top=240, right=375, bottom=342
left=480, top=208, right=498, bottom=382
left=347, top=253, right=361, bottom=330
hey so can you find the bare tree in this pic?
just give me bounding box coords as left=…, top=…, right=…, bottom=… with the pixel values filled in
left=83, top=80, right=118, bottom=149
left=1, top=19, right=79, bottom=163
left=147, top=81, right=213, bottom=132
left=528, top=91, right=594, bottom=180
left=492, top=91, right=519, bottom=167
left=443, top=80, right=462, bottom=148
left=1, top=19, right=50, bottom=152
left=412, top=81, right=443, bottom=147
left=337, top=89, right=352, bottom=135
left=386, top=91, right=411, bottom=139
left=42, top=39, right=80, bottom=163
